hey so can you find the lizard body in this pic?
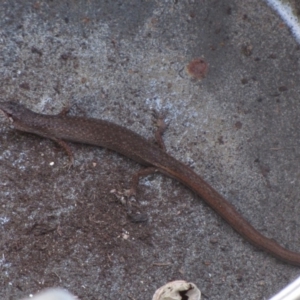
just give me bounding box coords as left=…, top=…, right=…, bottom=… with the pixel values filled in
left=1, top=101, right=299, bottom=266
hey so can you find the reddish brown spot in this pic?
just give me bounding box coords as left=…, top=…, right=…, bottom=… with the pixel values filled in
left=278, top=86, right=288, bottom=92
left=19, top=82, right=30, bottom=90
left=234, top=121, right=242, bottom=130
left=33, top=2, right=41, bottom=9
left=31, top=47, right=43, bottom=56
left=279, top=22, right=285, bottom=28
left=186, top=58, right=208, bottom=80
left=217, top=136, right=224, bottom=145
left=82, top=17, right=91, bottom=24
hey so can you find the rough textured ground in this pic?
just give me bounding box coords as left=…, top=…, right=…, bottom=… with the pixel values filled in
left=1, top=1, right=300, bottom=299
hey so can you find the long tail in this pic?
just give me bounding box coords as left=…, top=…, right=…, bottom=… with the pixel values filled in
left=158, top=157, right=300, bottom=266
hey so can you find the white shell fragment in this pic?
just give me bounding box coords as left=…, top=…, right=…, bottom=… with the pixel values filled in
left=152, top=280, right=201, bottom=300
left=21, top=288, right=77, bottom=300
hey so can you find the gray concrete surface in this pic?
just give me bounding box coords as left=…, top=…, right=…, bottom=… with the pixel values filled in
left=1, top=0, right=300, bottom=299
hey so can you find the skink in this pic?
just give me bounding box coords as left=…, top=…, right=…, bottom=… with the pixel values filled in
left=0, top=101, right=299, bottom=266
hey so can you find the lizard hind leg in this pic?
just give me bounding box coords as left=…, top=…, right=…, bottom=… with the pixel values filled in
left=52, top=138, right=74, bottom=168
left=128, top=111, right=169, bottom=196
left=129, top=167, right=159, bottom=197
left=126, top=167, right=159, bottom=223
left=126, top=111, right=168, bottom=222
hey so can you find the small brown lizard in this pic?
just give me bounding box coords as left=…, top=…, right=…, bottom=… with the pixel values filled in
left=0, top=101, right=300, bottom=266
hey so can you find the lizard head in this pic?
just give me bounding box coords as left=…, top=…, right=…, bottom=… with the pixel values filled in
left=0, top=101, right=31, bottom=123
left=0, top=101, right=38, bottom=134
